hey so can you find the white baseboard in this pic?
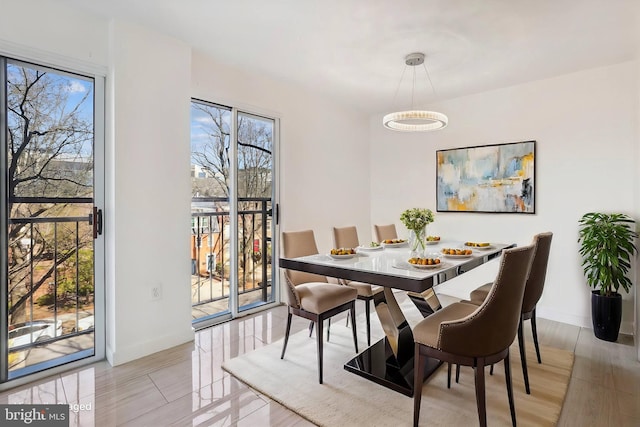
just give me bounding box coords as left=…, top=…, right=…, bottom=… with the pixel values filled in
left=536, top=306, right=591, bottom=329
left=537, top=306, right=634, bottom=336
left=106, top=327, right=195, bottom=366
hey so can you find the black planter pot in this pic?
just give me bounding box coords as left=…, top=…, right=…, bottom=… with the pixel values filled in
left=591, top=290, right=622, bottom=342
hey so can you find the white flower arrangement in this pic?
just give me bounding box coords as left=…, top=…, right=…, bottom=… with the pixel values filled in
left=400, top=208, right=434, bottom=232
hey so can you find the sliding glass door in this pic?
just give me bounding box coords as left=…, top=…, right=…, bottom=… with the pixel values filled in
left=190, top=100, right=277, bottom=325
left=1, top=57, right=104, bottom=383
left=235, top=111, right=276, bottom=312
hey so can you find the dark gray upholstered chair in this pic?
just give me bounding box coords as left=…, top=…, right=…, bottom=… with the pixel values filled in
left=413, top=245, right=536, bottom=427
left=466, top=232, right=553, bottom=394
left=280, top=230, right=358, bottom=384
left=333, top=226, right=385, bottom=346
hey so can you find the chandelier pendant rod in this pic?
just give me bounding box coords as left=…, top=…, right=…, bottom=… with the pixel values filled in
left=422, top=63, right=437, bottom=97
left=391, top=65, right=408, bottom=109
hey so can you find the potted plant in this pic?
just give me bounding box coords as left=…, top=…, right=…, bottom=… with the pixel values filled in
left=578, top=212, right=637, bottom=342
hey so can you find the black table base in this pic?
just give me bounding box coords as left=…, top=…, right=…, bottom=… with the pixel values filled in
left=344, top=335, right=442, bottom=397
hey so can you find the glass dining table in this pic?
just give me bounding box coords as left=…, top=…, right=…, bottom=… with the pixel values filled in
left=279, top=241, right=513, bottom=396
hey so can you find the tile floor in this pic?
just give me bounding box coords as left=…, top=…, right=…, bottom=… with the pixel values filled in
left=0, top=293, right=638, bottom=426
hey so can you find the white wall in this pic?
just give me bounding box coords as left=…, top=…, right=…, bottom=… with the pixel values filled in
left=370, top=61, right=639, bottom=334
left=0, top=0, right=108, bottom=71
left=191, top=53, right=372, bottom=253
left=107, top=21, right=193, bottom=365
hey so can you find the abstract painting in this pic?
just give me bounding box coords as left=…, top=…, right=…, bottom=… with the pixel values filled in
left=436, top=140, right=535, bottom=213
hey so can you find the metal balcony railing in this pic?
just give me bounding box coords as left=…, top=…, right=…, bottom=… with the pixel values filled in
left=7, top=210, right=95, bottom=358
left=191, top=197, right=273, bottom=309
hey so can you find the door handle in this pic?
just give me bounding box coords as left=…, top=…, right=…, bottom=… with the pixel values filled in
left=91, top=207, right=103, bottom=239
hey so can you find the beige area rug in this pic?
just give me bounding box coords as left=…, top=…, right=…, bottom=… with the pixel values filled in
left=223, top=321, right=574, bottom=426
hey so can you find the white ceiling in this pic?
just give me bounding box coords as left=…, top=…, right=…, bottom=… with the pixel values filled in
left=62, top=0, right=640, bottom=114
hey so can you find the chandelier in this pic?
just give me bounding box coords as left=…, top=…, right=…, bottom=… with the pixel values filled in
left=383, top=53, right=448, bottom=132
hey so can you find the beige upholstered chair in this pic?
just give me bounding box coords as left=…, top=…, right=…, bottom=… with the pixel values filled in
left=413, top=245, right=536, bottom=427
left=332, top=226, right=385, bottom=346
left=281, top=230, right=358, bottom=384
left=466, top=232, right=553, bottom=394
left=373, top=223, right=398, bottom=242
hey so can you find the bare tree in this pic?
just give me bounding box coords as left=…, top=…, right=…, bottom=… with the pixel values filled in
left=190, top=104, right=272, bottom=199
left=236, top=115, right=273, bottom=281
left=190, top=103, right=273, bottom=289
left=191, top=103, right=231, bottom=197
left=6, top=63, right=94, bottom=323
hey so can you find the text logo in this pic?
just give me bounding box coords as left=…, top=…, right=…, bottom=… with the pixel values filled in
left=1, top=405, right=69, bottom=426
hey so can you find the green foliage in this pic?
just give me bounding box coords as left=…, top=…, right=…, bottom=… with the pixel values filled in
left=57, top=278, right=77, bottom=297
left=75, top=249, right=94, bottom=289
left=400, top=208, right=434, bottom=232
left=36, top=294, right=55, bottom=306
left=578, top=212, right=637, bottom=296
left=58, top=249, right=94, bottom=297
left=79, top=283, right=93, bottom=297
left=38, top=248, right=96, bottom=308
left=215, top=262, right=223, bottom=276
